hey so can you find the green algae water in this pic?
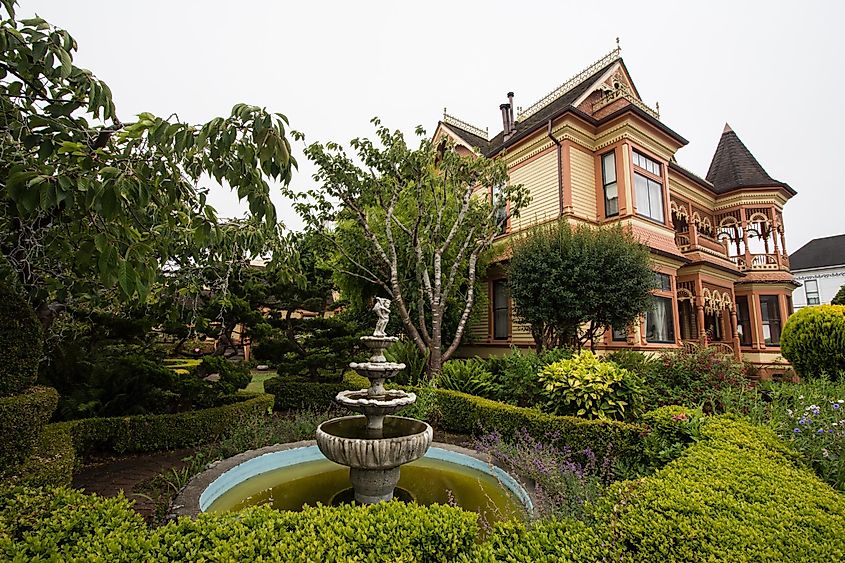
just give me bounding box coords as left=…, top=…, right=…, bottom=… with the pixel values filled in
left=206, top=456, right=524, bottom=523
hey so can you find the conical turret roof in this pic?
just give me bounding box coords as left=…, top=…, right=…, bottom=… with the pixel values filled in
left=705, top=124, right=794, bottom=195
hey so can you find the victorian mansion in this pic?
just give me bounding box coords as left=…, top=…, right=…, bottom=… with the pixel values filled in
left=434, top=47, right=797, bottom=367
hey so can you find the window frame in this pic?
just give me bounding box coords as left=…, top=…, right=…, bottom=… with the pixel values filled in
left=646, top=295, right=676, bottom=344
left=492, top=279, right=510, bottom=340
left=601, top=150, right=619, bottom=218
left=804, top=279, right=820, bottom=305
left=759, top=295, right=782, bottom=346
left=632, top=149, right=665, bottom=224
left=735, top=295, right=752, bottom=346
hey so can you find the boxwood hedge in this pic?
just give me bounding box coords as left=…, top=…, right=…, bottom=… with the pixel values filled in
left=5, top=425, right=75, bottom=488
left=0, top=386, right=58, bottom=468
left=1, top=416, right=844, bottom=561
left=53, top=393, right=274, bottom=455
left=0, top=283, right=42, bottom=397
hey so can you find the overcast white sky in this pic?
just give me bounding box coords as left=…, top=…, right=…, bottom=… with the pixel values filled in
left=28, top=0, right=845, bottom=253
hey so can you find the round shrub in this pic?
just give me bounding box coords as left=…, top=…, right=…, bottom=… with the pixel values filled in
left=539, top=350, right=643, bottom=420
left=0, top=283, right=42, bottom=397
left=781, top=305, right=845, bottom=379
left=0, top=386, right=59, bottom=468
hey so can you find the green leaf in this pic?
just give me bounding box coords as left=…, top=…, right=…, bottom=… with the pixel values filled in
left=118, top=259, right=138, bottom=297
left=57, top=47, right=72, bottom=78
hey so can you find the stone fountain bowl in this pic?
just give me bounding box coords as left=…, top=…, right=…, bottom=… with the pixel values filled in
left=349, top=361, right=405, bottom=380
left=316, top=415, right=433, bottom=470
left=335, top=389, right=416, bottom=413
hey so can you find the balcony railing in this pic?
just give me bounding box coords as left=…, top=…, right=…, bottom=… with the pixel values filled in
left=729, top=253, right=783, bottom=272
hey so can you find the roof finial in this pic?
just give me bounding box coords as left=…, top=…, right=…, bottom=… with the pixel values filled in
left=723, top=122, right=733, bottom=134
left=443, top=107, right=447, bottom=119
left=616, top=37, right=621, bottom=50
left=655, top=101, right=660, bottom=117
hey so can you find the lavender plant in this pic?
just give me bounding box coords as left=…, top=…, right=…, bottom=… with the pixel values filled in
left=474, top=429, right=613, bottom=520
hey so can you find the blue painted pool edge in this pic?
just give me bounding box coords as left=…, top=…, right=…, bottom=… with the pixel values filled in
left=199, top=445, right=534, bottom=515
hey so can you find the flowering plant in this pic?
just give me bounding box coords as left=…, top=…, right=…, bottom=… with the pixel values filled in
left=785, top=393, right=845, bottom=490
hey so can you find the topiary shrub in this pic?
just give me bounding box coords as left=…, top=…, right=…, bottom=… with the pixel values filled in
left=538, top=350, right=643, bottom=420
left=781, top=304, right=845, bottom=380
left=437, top=358, right=501, bottom=399
left=0, top=386, right=58, bottom=468
left=0, top=283, right=42, bottom=397
left=6, top=425, right=75, bottom=487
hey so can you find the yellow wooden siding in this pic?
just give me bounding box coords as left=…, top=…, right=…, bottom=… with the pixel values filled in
left=508, top=151, right=559, bottom=231
left=569, top=148, right=598, bottom=220
left=467, top=314, right=487, bottom=341
left=511, top=319, right=534, bottom=344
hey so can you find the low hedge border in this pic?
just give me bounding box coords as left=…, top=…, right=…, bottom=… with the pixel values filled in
left=0, top=386, right=59, bottom=468
left=264, top=377, right=644, bottom=461
left=52, top=393, right=275, bottom=456
left=6, top=425, right=75, bottom=488
left=2, top=416, right=844, bottom=561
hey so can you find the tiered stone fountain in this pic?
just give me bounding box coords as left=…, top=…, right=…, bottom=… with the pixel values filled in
left=315, top=298, right=433, bottom=504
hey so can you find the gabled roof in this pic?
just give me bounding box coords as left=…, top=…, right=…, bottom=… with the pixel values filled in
left=705, top=124, right=795, bottom=195
left=789, top=234, right=845, bottom=270
left=439, top=121, right=489, bottom=152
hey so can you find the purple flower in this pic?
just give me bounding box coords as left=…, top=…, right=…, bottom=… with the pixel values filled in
left=834, top=404, right=841, bottom=410
left=817, top=429, right=825, bottom=434
left=793, top=428, right=801, bottom=433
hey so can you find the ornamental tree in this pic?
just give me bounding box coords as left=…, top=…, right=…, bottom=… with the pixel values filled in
left=833, top=284, right=845, bottom=306
left=0, top=3, right=296, bottom=326
left=299, top=120, right=529, bottom=373
left=507, top=219, right=655, bottom=351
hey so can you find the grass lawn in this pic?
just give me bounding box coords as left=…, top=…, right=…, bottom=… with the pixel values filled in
left=244, top=370, right=277, bottom=393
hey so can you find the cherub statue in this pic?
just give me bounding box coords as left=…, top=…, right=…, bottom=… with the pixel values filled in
left=373, top=297, right=391, bottom=337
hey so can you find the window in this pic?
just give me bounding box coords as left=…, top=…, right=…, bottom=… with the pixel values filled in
left=736, top=296, right=752, bottom=346
left=633, top=151, right=661, bottom=175
left=634, top=173, right=664, bottom=222
left=612, top=326, right=628, bottom=341
left=492, top=279, right=509, bottom=340
left=601, top=151, right=618, bottom=217
left=646, top=296, right=675, bottom=343
left=759, top=295, right=782, bottom=346
left=492, top=183, right=507, bottom=234
left=804, top=279, right=820, bottom=305
left=654, top=272, right=671, bottom=291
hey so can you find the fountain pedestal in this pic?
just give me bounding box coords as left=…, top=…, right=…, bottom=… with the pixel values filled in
left=315, top=308, right=433, bottom=504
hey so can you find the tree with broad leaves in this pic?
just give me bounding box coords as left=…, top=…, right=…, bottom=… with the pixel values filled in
left=298, top=119, right=529, bottom=374
left=0, top=2, right=298, bottom=328
left=508, top=218, right=655, bottom=352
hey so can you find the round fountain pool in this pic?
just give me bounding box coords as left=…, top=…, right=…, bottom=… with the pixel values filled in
left=173, top=441, right=532, bottom=523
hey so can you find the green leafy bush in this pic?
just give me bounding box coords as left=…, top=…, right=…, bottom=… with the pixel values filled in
left=5, top=425, right=75, bottom=487
left=0, top=386, right=58, bottom=468
left=385, top=338, right=429, bottom=385
left=539, top=350, right=643, bottom=420
left=0, top=487, right=479, bottom=561
left=435, top=388, right=643, bottom=465
left=438, top=358, right=501, bottom=399
left=264, top=376, right=350, bottom=411
left=52, top=394, right=274, bottom=455
left=485, top=346, right=572, bottom=407
left=627, top=345, right=751, bottom=411
left=198, top=355, right=251, bottom=394
left=0, top=283, right=42, bottom=397
left=781, top=304, right=845, bottom=379
left=639, top=405, right=703, bottom=473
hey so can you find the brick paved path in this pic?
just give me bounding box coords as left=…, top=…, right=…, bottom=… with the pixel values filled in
left=72, top=448, right=196, bottom=521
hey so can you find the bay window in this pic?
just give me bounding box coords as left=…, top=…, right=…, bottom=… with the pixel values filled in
left=601, top=151, right=618, bottom=217
left=633, top=150, right=664, bottom=223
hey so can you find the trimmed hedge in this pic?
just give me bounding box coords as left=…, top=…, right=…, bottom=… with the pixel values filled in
left=265, top=372, right=369, bottom=411
left=0, top=283, right=42, bottom=397
left=2, top=417, right=844, bottom=561
left=781, top=304, right=845, bottom=379
left=5, top=425, right=75, bottom=488
left=0, top=488, right=479, bottom=561
left=53, top=393, right=274, bottom=455
left=0, top=386, right=58, bottom=468
left=434, top=388, right=644, bottom=461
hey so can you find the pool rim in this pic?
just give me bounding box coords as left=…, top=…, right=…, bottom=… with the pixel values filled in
left=170, top=440, right=534, bottom=519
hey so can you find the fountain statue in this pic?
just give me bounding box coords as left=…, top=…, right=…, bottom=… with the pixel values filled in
left=315, top=298, right=433, bottom=504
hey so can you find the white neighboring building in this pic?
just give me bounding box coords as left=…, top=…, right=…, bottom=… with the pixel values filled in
left=790, top=234, right=845, bottom=308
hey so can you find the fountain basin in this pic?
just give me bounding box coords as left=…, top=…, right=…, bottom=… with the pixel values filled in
left=316, top=415, right=432, bottom=470
left=171, top=441, right=533, bottom=523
